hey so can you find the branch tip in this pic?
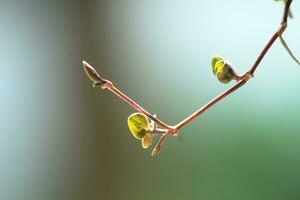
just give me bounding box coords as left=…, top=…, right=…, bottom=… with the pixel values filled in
left=82, top=61, right=105, bottom=84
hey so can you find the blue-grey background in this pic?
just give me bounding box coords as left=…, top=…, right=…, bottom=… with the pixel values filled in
left=1, top=0, right=300, bottom=199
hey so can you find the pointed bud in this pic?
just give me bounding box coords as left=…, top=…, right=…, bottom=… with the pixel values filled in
left=82, top=61, right=104, bottom=83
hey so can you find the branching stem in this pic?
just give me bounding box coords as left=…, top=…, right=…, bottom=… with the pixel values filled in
left=83, top=0, right=295, bottom=155
left=107, top=85, right=176, bottom=132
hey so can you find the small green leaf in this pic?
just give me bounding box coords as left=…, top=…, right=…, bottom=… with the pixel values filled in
left=215, top=60, right=234, bottom=84
left=127, top=113, right=149, bottom=140
left=211, top=56, right=224, bottom=75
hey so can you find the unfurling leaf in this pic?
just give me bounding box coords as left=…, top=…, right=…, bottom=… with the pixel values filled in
left=211, top=56, right=224, bottom=74
left=127, top=113, right=149, bottom=140
left=142, top=133, right=154, bottom=149
left=215, top=60, right=234, bottom=84
left=211, top=56, right=236, bottom=84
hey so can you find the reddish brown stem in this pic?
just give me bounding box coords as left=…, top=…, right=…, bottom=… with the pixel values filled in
left=249, top=0, right=292, bottom=75
left=283, top=0, right=293, bottom=23
left=107, top=86, right=176, bottom=131
left=249, top=23, right=287, bottom=75
left=173, top=0, right=293, bottom=131
left=83, top=0, right=293, bottom=135
left=174, top=80, right=247, bottom=130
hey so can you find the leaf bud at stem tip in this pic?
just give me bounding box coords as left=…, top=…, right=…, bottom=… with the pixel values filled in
left=82, top=61, right=105, bottom=83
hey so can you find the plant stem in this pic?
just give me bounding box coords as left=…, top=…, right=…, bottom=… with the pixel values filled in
left=282, top=0, right=293, bottom=23
left=174, top=80, right=247, bottom=130
left=83, top=61, right=176, bottom=132
left=279, top=36, right=300, bottom=65
left=151, top=133, right=167, bottom=157
left=84, top=0, right=294, bottom=135
left=173, top=0, right=293, bottom=131
left=108, top=85, right=176, bottom=132
left=249, top=23, right=287, bottom=75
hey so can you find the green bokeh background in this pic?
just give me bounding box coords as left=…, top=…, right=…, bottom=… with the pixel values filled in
left=1, top=0, right=300, bottom=200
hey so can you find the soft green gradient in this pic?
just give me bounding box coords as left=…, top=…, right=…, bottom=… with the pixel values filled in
left=1, top=0, right=300, bottom=200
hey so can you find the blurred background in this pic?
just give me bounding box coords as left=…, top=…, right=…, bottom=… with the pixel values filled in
left=1, top=0, right=300, bottom=199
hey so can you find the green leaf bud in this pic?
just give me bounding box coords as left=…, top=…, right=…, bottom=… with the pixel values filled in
left=127, top=113, right=149, bottom=140
left=215, top=60, right=235, bottom=84
left=211, top=56, right=224, bottom=75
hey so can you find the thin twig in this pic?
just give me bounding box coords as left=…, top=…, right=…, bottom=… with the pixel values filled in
left=279, top=36, right=300, bottom=65
left=107, top=85, right=176, bottom=131
left=175, top=0, right=293, bottom=130
left=83, top=61, right=177, bottom=134
left=282, top=0, right=293, bottom=23
left=151, top=133, right=167, bottom=157
left=174, top=80, right=247, bottom=130
left=83, top=0, right=294, bottom=156
left=249, top=23, right=287, bottom=75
